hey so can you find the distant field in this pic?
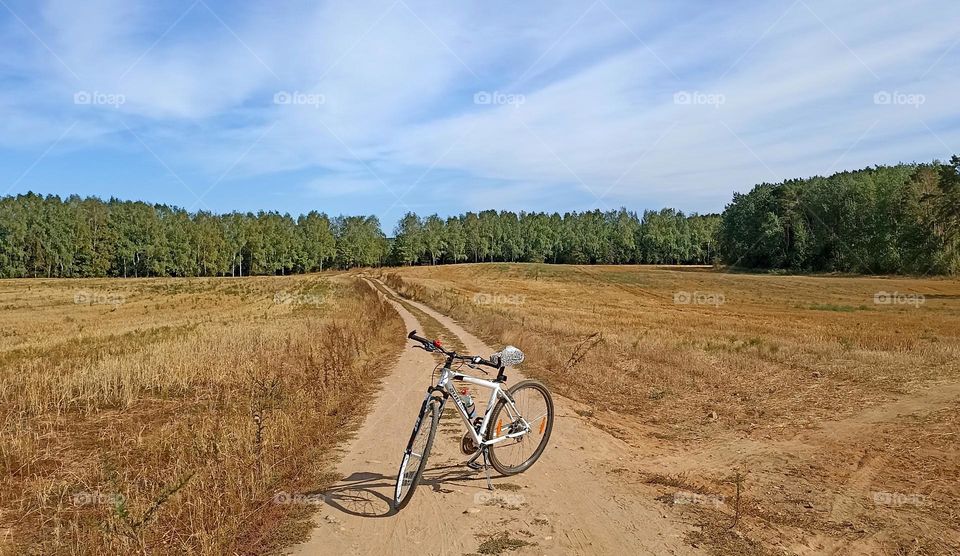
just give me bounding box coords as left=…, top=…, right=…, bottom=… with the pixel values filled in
left=383, top=263, right=960, bottom=554
left=0, top=275, right=403, bottom=554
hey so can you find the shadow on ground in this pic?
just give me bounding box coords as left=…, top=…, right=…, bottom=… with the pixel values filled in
left=318, top=463, right=500, bottom=518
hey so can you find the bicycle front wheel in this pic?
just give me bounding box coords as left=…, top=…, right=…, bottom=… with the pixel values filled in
left=488, top=380, right=554, bottom=475
left=393, top=398, right=440, bottom=510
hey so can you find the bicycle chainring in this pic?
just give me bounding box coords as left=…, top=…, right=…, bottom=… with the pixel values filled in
left=460, top=431, right=479, bottom=454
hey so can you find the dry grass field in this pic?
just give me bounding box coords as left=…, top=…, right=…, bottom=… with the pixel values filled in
left=4, top=264, right=958, bottom=555
left=0, top=274, right=403, bottom=555
left=382, top=264, right=960, bottom=554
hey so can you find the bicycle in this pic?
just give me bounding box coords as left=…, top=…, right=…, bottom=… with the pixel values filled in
left=393, top=330, right=554, bottom=510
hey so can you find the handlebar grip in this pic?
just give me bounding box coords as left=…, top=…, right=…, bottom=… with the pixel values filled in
left=474, top=356, right=499, bottom=368
left=407, top=330, right=430, bottom=344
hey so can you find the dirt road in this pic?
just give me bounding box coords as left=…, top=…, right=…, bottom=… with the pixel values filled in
left=290, top=278, right=696, bottom=555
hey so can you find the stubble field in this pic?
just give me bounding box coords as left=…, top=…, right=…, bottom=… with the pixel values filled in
left=3, top=264, right=959, bottom=555
left=382, top=263, right=960, bottom=554
left=0, top=274, right=403, bottom=555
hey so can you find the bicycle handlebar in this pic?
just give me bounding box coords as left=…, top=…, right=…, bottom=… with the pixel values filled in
left=407, top=330, right=432, bottom=345
left=407, top=329, right=500, bottom=369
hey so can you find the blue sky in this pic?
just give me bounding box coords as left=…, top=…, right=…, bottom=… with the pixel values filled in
left=0, top=0, right=957, bottom=228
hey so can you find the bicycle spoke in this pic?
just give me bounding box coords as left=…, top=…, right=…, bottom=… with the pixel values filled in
left=395, top=401, right=439, bottom=508
left=489, top=382, right=552, bottom=473
left=527, top=411, right=548, bottom=422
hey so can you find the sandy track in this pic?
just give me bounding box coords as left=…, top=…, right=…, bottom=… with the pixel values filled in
left=290, top=278, right=695, bottom=556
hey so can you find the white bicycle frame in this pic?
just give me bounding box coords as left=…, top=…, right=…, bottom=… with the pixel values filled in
left=430, top=367, right=531, bottom=447
left=395, top=341, right=542, bottom=505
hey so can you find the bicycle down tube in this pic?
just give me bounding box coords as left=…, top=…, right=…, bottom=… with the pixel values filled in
left=435, top=367, right=529, bottom=448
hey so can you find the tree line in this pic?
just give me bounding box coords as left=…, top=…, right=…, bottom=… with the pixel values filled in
left=0, top=194, right=719, bottom=277
left=0, top=196, right=385, bottom=278
left=0, top=156, right=957, bottom=278
left=719, top=156, right=960, bottom=274
left=391, top=209, right=720, bottom=266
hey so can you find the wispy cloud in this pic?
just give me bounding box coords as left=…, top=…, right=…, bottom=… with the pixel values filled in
left=0, top=0, right=957, bottom=223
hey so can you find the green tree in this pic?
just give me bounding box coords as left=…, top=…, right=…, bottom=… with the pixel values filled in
left=297, top=211, right=336, bottom=272
left=393, top=212, right=423, bottom=265
left=422, top=214, right=446, bottom=265
left=444, top=216, right=467, bottom=263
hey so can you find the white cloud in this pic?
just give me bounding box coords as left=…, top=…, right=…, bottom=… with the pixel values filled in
left=0, top=0, right=958, bottom=216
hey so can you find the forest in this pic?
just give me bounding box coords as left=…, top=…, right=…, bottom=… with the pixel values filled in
left=720, top=155, right=960, bottom=274
left=0, top=156, right=957, bottom=278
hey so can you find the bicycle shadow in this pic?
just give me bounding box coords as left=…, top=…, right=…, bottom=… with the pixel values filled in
left=317, top=471, right=396, bottom=518
left=318, top=463, right=502, bottom=518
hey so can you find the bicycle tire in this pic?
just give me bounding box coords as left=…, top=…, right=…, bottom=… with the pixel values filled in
left=393, top=398, right=440, bottom=510
left=488, top=380, right=554, bottom=475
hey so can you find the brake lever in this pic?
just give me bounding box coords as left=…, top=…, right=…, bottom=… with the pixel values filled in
left=466, top=363, right=490, bottom=375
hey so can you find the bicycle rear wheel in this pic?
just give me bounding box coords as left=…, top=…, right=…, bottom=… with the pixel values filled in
left=393, top=398, right=440, bottom=510
left=488, top=380, right=554, bottom=475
